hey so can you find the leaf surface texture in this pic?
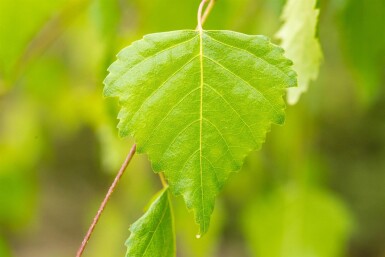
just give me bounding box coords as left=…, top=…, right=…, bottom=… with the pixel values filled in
left=125, top=188, right=175, bottom=257
left=104, top=30, right=296, bottom=234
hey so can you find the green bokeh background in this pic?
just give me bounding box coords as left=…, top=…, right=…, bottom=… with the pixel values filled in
left=0, top=0, right=384, bottom=256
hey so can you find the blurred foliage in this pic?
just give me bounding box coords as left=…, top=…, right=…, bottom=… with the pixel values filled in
left=0, top=0, right=66, bottom=78
left=339, top=0, right=385, bottom=106
left=0, top=0, right=384, bottom=257
left=243, top=184, right=351, bottom=257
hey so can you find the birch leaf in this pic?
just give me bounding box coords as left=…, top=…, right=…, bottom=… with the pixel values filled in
left=277, top=0, right=322, bottom=104
left=125, top=188, right=175, bottom=257
left=104, top=30, right=296, bottom=235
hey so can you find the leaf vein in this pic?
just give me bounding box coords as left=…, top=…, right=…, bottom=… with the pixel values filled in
left=204, top=33, right=291, bottom=81
left=110, top=35, right=199, bottom=86
left=141, top=87, right=200, bottom=149
left=204, top=84, right=257, bottom=145
left=140, top=194, right=168, bottom=257
left=157, top=119, right=200, bottom=165
left=131, top=55, right=200, bottom=123
left=203, top=56, right=281, bottom=117
left=203, top=117, right=232, bottom=158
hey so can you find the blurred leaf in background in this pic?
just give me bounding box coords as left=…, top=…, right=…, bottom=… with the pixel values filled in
left=0, top=0, right=64, bottom=76
left=243, top=184, right=351, bottom=257
left=0, top=100, right=40, bottom=228
left=276, top=0, right=323, bottom=104
left=338, top=0, right=385, bottom=106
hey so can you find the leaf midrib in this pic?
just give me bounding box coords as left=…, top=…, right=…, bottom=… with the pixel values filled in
left=198, top=28, right=206, bottom=235
left=140, top=193, right=169, bottom=257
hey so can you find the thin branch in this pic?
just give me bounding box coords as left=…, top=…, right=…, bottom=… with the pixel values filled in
left=196, top=0, right=216, bottom=30
left=76, top=144, right=137, bottom=257
left=197, top=0, right=208, bottom=31
left=201, top=0, right=216, bottom=26
left=159, top=172, right=168, bottom=188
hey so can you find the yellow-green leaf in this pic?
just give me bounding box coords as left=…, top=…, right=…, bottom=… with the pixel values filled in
left=277, top=0, right=322, bottom=104
left=104, top=30, right=296, bottom=235
left=126, top=188, right=175, bottom=257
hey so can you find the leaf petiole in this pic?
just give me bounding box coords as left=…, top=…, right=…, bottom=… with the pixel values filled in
left=197, top=0, right=216, bottom=31
left=159, top=172, right=168, bottom=188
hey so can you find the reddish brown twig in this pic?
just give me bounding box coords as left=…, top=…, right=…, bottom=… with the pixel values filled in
left=76, top=144, right=137, bottom=257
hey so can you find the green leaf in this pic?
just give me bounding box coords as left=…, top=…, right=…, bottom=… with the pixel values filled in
left=126, top=187, right=175, bottom=257
left=104, top=30, right=296, bottom=235
left=276, top=0, right=322, bottom=105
